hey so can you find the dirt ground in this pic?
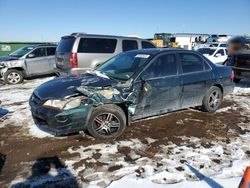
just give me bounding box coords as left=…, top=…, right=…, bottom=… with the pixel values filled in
left=0, top=78, right=250, bottom=187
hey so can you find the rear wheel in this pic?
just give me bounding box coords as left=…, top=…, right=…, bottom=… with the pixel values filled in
left=3, top=69, right=24, bottom=84
left=202, top=86, right=223, bottom=112
left=87, top=104, right=126, bottom=139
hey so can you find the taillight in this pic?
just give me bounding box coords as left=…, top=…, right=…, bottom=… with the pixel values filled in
left=70, top=53, right=78, bottom=68
left=230, top=70, right=235, bottom=81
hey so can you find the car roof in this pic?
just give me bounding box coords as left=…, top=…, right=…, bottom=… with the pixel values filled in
left=24, top=44, right=57, bottom=48
left=199, top=47, right=226, bottom=50
left=63, top=33, right=148, bottom=40
left=126, top=48, right=188, bottom=55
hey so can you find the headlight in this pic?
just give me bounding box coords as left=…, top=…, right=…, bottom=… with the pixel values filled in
left=42, top=97, right=83, bottom=110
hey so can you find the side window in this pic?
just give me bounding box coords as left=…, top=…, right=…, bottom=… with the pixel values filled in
left=141, top=41, right=155, bottom=49
left=179, top=53, right=204, bottom=73
left=32, top=48, right=46, bottom=58
left=122, top=40, right=138, bottom=52
left=215, top=49, right=224, bottom=56
left=78, top=38, right=117, bottom=53
left=47, top=47, right=56, bottom=56
left=142, top=54, right=177, bottom=79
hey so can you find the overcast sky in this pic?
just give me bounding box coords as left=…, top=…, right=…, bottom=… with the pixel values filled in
left=0, top=0, right=250, bottom=42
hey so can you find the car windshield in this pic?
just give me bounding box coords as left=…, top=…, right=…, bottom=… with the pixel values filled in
left=9, top=46, right=35, bottom=57
left=96, top=51, right=151, bottom=80
left=198, top=48, right=216, bottom=55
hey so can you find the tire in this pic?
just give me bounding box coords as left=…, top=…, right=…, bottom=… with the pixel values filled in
left=233, top=78, right=241, bottom=84
left=3, top=69, right=24, bottom=84
left=202, top=86, right=223, bottom=112
left=87, top=104, right=126, bottom=139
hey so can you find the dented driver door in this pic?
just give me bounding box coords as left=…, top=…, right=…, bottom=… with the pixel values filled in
left=132, top=53, right=182, bottom=120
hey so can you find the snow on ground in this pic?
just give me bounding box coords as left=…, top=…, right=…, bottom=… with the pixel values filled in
left=0, top=77, right=54, bottom=137
left=1, top=78, right=250, bottom=187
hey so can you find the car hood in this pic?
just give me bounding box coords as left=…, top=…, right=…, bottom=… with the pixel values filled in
left=0, top=55, right=19, bottom=62
left=34, top=71, right=119, bottom=99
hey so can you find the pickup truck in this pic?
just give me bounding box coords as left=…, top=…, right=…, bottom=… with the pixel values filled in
left=225, top=50, right=250, bottom=83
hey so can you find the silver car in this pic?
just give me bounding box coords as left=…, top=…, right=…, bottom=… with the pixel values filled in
left=55, top=33, right=156, bottom=76
left=0, top=45, right=57, bottom=84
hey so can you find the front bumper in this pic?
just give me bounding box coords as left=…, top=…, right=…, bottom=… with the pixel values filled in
left=0, top=67, right=7, bottom=78
left=29, top=97, right=92, bottom=136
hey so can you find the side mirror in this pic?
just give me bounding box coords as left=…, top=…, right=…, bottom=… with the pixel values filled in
left=215, top=53, right=222, bottom=57
left=27, top=53, right=35, bottom=58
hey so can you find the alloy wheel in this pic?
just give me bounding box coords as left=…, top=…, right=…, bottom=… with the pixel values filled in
left=93, top=113, right=120, bottom=136
left=208, top=90, right=221, bottom=110
left=7, top=72, right=21, bottom=84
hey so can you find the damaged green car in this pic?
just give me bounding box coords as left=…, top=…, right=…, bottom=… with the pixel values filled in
left=29, top=49, right=234, bottom=139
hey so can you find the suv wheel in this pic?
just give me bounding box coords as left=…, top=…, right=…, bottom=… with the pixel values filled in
left=3, top=69, right=24, bottom=84
left=87, top=104, right=126, bottom=139
left=202, top=86, right=223, bottom=112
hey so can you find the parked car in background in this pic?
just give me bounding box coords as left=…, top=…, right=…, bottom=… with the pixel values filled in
left=30, top=48, right=234, bottom=139
left=193, top=42, right=227, bottom=50
left=55, top=33, right=156, bottom=76
left=208, top=42, right=227, bottom=48
left=0, top=44, right=57, bottom=84
left=197, top=47, right=228, bottom=64
left=207, top=34, right=229, bottom=43
left=224, top=50, right=250, bottom=83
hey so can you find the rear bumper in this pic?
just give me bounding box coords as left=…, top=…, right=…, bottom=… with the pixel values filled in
left=55, top=67, right=91, bottom=77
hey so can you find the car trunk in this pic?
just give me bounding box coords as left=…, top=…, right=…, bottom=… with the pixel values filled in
left=55, top=36, right=76, bottom=71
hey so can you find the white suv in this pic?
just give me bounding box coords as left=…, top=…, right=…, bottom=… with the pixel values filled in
left=197, top=47, right=228, bottom=64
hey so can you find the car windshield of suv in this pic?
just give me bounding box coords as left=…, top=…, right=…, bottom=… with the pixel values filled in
left=9, top=46, right=35, bottom=57
left=198, top=48, right=216, bottom=55
left=96, top=51, right=151, bottom=80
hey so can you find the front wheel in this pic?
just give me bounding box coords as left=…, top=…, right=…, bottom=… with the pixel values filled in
left=3, top=69, right=24, bottom=84
left=202, top=86, right=223, bottom=112
left=87, top=104, right=126, bottom=139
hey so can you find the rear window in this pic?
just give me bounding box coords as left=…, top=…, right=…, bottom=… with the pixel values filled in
left=77, top=38, right=117, bottom=53
left=122, top=40, right=138, bottom=52
left=57, top=37, right=75, bottom=53
left=142, top=41, right=155, bottom=49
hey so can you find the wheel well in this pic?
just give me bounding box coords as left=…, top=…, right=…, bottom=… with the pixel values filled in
left=116, top=103, right=129, bottom=126
left=213, top=84, right=223, bottom=94
left=7, top=67, right=24, bottom=72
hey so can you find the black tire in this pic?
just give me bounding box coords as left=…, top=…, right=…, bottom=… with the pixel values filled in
left=87, top=104, right=126, bottom=139
left=233, top=78, right=241, bottom=84
left=3, top=69, right=24, bottom=84
left=202, top=86, right=223, bottom=112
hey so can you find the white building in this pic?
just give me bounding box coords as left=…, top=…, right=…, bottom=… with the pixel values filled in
left=172, top=33, right=209, bottom=50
